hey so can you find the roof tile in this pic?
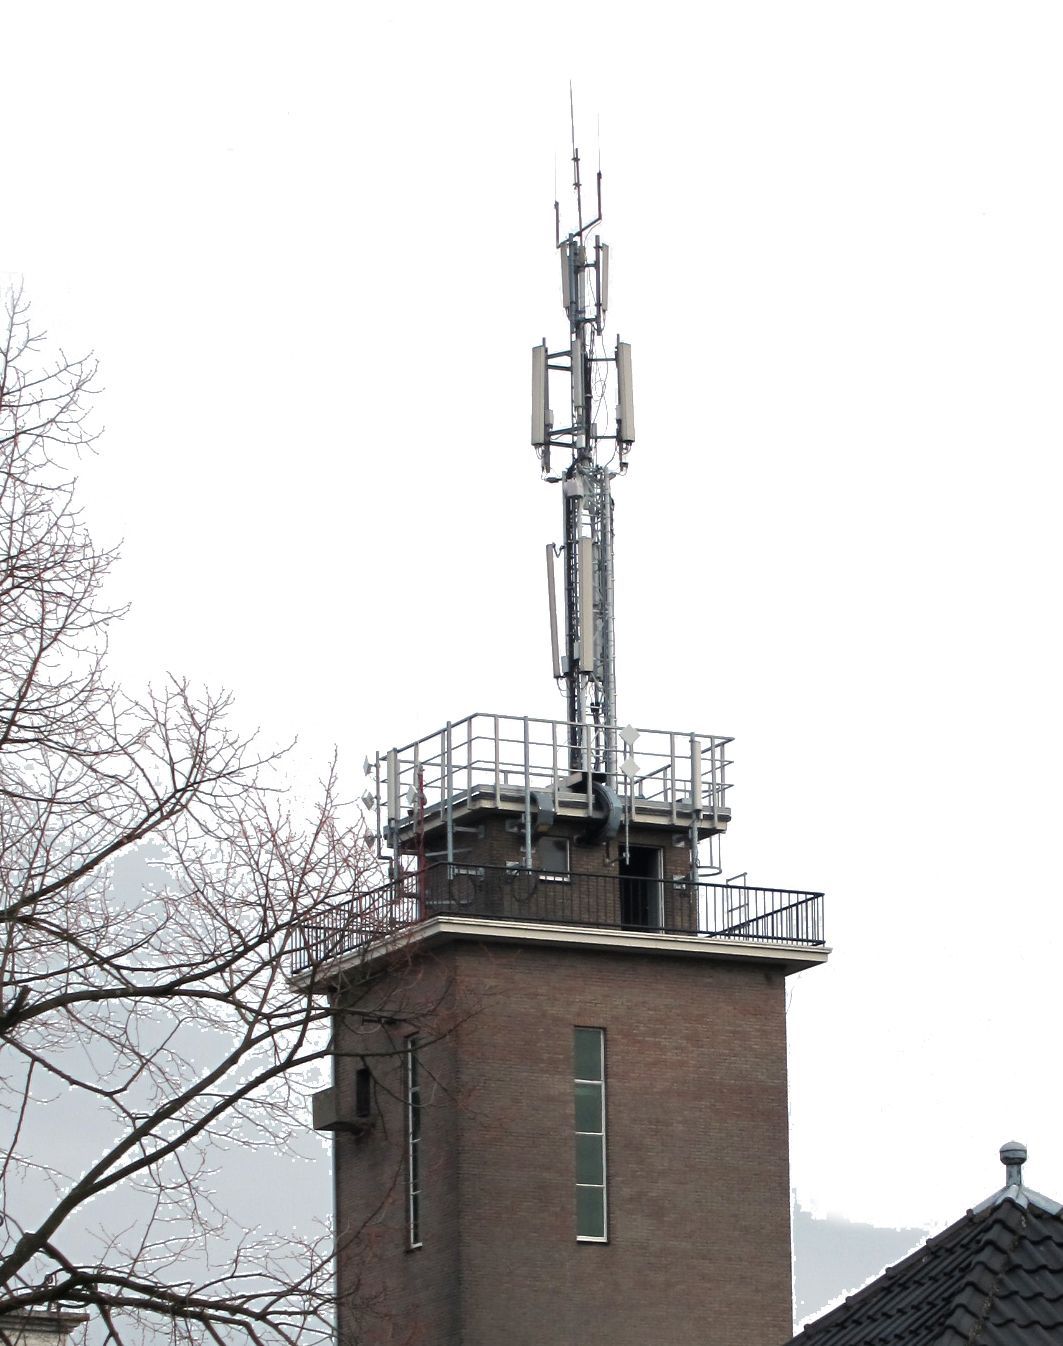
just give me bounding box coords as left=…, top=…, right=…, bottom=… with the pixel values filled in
left=785, top=1198, right=1063, bottom=1346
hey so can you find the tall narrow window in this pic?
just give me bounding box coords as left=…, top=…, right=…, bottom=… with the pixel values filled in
left=406, top=1038, right=422, bottom=1248
left=355, top=1064, right=372, bottom=1122
left=574, top=1027, right=607, bottom=1241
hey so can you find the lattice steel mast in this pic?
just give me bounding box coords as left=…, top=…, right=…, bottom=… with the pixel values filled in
left=532, top=125, right=635, bottom=784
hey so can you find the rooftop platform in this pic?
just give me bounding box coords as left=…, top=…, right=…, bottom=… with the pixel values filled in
left=372, top=711, right=734, bottom=861
left=292, top=862, right=827, bottom=983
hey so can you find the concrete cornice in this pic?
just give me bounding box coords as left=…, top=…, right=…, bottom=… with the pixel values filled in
left=292, top=915, right=829, bottom=990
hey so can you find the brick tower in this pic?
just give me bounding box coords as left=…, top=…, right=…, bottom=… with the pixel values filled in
left=297, top=147, right=828, bottom=1346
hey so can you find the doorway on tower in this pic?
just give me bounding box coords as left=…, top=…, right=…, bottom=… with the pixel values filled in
left=619, top=845, right=663, bottom=931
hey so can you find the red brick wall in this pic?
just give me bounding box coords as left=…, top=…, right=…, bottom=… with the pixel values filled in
left=409, top=818, right=700, bottom=932
left=406, top=813, right=696, bottom=880
left=332, top=950, right=465, bottom=1346
left=332, top=938, right=793, bottom=1346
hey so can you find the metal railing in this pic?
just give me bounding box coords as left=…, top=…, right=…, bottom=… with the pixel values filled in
left=294, top=863, right=824, bottom=973
left=373, top=713, right=734, bottom=848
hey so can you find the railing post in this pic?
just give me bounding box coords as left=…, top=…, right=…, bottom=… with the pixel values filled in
left=710, top=736, right=719, bottom=828
left=523, top=716, right=533, bottom=870
left=690, top=736, right=702, bottom=812
left=445, top=722, right=454, bottom=866
left=715, top=737, right=726, bottom=829
left=584, top=722, right=592, bottom=817
left=552, top=720, right=560, bottom=815
left=411, top=740, right=424, bottom=919
left=669, top=733, right=677, bottom=825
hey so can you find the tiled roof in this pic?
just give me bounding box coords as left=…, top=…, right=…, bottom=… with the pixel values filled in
left=785, top=1192, right=1063, bottom=1345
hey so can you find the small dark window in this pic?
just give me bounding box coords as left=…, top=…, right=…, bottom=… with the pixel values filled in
left=355, top=1065, right=372, bottom=1120
left=539, top=836, right=570, bottom=876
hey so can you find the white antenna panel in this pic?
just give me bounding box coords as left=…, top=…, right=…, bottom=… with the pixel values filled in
left=600, top=243, right=609, bottom=318
left=690, top=740, right=702, bottom=810
left=571, top=336, right=585, bottom=418
left=616, top=340, right=635, bottom=444
left=560, top=243, right=572, bottom=317
left=531, top=343, right=550, bottom=447
left=386, top=749, right=399, bottom=826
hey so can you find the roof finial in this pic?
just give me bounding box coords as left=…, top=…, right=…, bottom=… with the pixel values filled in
left=1000, top=1140, right=1027, bottom=1187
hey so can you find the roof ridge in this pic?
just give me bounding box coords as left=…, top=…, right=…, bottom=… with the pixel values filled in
left=784, top=1148, right=1063, bottom=1346
left=971, top=1181, right=1063, bottom=1216
left=936, top=1198, right=1025, bottom=1345
left=786, top=1204, right=995, bottom=1341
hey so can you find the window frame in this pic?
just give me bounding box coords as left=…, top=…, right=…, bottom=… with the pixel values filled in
left=405, top=1037, right=422, bottom=1250
left=538, top=835, right=571, bottom=882
left=574, top=1026, right=608, bottom=1243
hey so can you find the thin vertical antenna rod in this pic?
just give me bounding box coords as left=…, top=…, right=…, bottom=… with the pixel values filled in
left=530, top=112, right=635, bottom=784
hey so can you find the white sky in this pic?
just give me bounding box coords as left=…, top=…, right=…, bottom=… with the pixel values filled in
left=7, top=0, right=1063, bottom=1233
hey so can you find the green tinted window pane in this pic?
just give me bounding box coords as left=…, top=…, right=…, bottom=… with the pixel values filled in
left=574, top=1028, right=602, bottom=1082
left=574, top=1081, right=602, bottom=1133
left=576, top=1132, right=604, bottom=1185
left=576, top=1184, right=606, bottom=1239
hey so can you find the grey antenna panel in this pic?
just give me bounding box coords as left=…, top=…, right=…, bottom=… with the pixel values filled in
left=531, top=342, right=550, bottom=447
left=616, top=341, right=635, bottom=445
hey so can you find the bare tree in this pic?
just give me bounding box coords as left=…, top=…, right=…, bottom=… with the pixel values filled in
left=0, top=289, right=439, bottom=1346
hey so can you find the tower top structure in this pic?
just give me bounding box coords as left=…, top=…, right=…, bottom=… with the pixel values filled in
left=533, top=123, right=633, bottom=782
left=295, top=127, right=829, bottom=950
left=301, top=123, right=828, bottom=1346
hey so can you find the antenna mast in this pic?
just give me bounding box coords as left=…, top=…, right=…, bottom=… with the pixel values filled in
left=531, top=114, right=635, bottom=784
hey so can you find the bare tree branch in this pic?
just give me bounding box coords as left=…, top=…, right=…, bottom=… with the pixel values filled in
left=0, top=289, right=447, bottom=1346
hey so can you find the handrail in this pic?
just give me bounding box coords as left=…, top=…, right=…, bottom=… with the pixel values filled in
left=374, top=712, right=736, bottom=857
left=385, top=711, right=734, bottom=759
left=293, top=863, right=825, bottom=973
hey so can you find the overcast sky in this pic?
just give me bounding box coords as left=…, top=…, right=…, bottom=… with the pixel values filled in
left=6, top=0, right=1063, bottom=1237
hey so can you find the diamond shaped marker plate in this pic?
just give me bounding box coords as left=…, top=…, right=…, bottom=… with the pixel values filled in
left=619, top=724, right=640, bottom=747
left=621, top=756, right=639, bottom=777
